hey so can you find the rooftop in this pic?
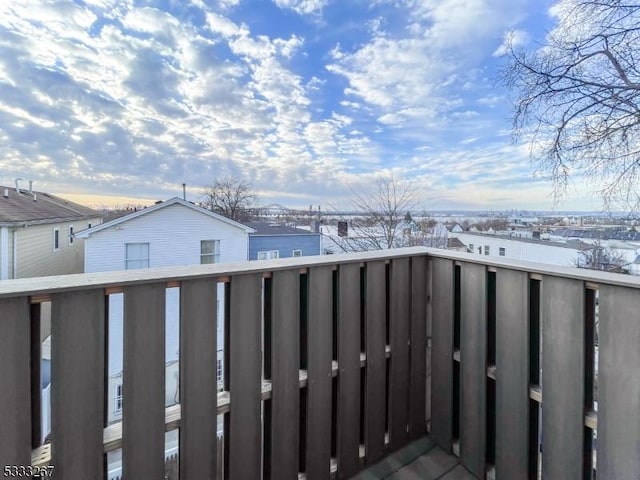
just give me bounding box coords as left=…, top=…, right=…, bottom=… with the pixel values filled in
left=244, top=220, right=318, bottom=235
left=0, top=185, right=99, bottom=225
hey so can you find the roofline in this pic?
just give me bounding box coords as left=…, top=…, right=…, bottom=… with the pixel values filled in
left=76, top=198, right=255, bottom=238
left=248, top=233, right=320, bottom=237
left=0, top=214, right=101, bottom=228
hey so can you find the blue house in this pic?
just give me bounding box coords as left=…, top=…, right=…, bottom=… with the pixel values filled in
left=244, top=221, right=322, bottom=260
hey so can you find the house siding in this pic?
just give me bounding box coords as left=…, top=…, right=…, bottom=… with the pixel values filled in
left=248, top=234, right=321, bottom=260
left=452, top=233, right=581, bottom=267
left=85, top=203, right=248, bottom=273
left=14, top=218, right=101, bottom=278
left=83, top=203, right=247, bottom=401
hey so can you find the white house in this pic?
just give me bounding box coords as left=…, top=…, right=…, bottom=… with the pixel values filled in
left=76, top=197, right=254, bottom=428
left=451, top=232, right=582, bottom=267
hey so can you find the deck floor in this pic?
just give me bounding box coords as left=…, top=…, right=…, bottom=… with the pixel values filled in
left=349, top=436, right=478, bottom=480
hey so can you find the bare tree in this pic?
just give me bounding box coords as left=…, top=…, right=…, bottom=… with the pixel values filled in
left=502, top=1, right=640, bottom=214
left=576, top=240, right=628, bottom=273
left=328, top=175, right=422, bottom=252
left=200, top=176, right=256, bottom=221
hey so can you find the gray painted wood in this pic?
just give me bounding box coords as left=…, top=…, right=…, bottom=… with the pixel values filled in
left=459, top=263, right=486, bottom=479
left=179, top=278, right=218, bottom=480
left=51, top=290, right=105, bottom=480
left=306, top=266, right=333, bottom=480
left=541, top=276, right=584, bottom=480
left=123, top=284, right=166, bottom=480
left=271, top=269, right=301, bottom=478
left=597, top=284, right=640, bottom=479
left=390, top=258, right=411, bottom=450
left=0, top=297, right=31, bottom=471
left=337, top=263, right=362, bottom=479
left=409, top=256, right=427, bottom=440
left=228, top=273, right=263, bottom=480
left=365, top=261, right=387, bottom=464
left=495, top=269, right=529, bottom=480
left=430, top=258, right=455, bottom=452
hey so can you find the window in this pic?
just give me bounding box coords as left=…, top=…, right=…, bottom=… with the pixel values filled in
left=88, top=223, right=92, bottom=229
left=69, top=225, right=74, bottom=244
left=200, top=240, right=220, bottom=264
left=468, top=243, right=474, bottom=253
left=257, top=250, right=279, bottom=260
left=484, top=245, right=490, bottom=255
left=499, top=247, right=506, bottom=256
left=53, top=228, right=59, bottom=251
left=114, top=384, right=123, bottom=413
left=292, top=249, right=302, bottom=257
left=125, top=243, right=149, bottom=269
left=217, top=359, right=223, bottom=383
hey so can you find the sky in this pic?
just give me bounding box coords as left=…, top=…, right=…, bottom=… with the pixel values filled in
left=0, top=0, right=601, bottom=211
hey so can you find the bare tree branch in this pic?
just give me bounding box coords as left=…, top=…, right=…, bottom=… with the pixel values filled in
left=502, top=0, right=640, bottom=215
left=200, top=176, right=256, bottom=221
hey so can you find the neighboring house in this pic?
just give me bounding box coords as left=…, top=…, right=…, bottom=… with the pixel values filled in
left=244, top=221, right=321, bottom=260
left=76, top=197, right=254, bottom=426
left=451, top=232, right=582, bottom=267
left=0, top=183, right=101, bottom=279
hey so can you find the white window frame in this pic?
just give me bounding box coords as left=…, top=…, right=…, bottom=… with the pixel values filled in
left=468, top=243, right=474, bottom=253
left=200, top=240, right=220, bottom=264
left=292, top=249, right=303, bottom=257
left=125, top=243, right=150, bottom=269
left=484, top=245, right=490, bottom=255
left=53, top=228, right=60, bottom=251
left=68, top=225, right=74, bottom=245
left=499, top=247, right=506, bottom=256
left=114, top=384, right=123, bottom=413
left=257, top=250, right=279, bottom=260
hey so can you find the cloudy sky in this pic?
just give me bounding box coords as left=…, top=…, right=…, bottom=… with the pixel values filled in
left=0, top=0, right=599, bottom=210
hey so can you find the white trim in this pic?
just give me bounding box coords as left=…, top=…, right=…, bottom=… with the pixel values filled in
left=76, top=197, right=255, bottom=238
left=12, top=230, right=17, bottom=279
left=292, top=249, right=303, bottom=257
left=0, top=226, right=9, bottom=280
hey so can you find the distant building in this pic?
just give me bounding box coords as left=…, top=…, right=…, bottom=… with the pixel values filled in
left=452, top=232, right=582, bottom=267
left=0, top=182, right=101, bottom=279
left=244, top=221, right=322, bottom=260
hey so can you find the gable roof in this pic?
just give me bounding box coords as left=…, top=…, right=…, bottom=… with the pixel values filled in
left=243, top=221, right=319, bottom=236
left=76, top=197, right=254, bottom=238
left=0, top=186, right=99, bottom=226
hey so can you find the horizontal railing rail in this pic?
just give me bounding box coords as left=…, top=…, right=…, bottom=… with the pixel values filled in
left=1, top=247, right=639, bottom=479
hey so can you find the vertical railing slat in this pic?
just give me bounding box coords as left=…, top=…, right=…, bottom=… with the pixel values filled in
left=123, top=284, right=166, bottom=480
left=409, top=255, right=427, bottom=440
left=337, top=263, right=361, bottom=479
left=51, top=290, right=105, bottom=480
left=0, top=297, right=31, bottom=472
left=495, top=269, right=529, bottom=479
left=364, top=261, right=386, bottom=464
left=179, top=278, right=218, bottom=480
left=389, top=258, right=410, bottom=450
left=597, top=284, right=640, bottom=479
left=228, top=274, right=263, bottom=479
left=305, top=266, right=333, bottom=480
left=541, top=276, right=584, bottom=480
left=459, top=262, right=487, bottom=479
left=271, top=269, right=300, bottom=478
left=430, top=258, right=455, bottom=451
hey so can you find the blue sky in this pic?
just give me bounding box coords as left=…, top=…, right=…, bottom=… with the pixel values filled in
left=0, top=0, right=599, bottom=210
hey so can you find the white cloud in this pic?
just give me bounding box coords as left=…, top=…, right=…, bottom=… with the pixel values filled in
left=272, top=0, right=329, bottom=16
left=493, top=29, right=529, bottom=57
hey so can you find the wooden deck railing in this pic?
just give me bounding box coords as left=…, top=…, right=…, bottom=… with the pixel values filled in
left=1, top=247, right=639, bottom=479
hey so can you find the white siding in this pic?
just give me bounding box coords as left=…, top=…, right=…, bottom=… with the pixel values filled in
left=452, top=233, right=581, bottom=267
left=84, top=203, right=248, bottom=273
left=85, top=203, right=246, bottom=380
